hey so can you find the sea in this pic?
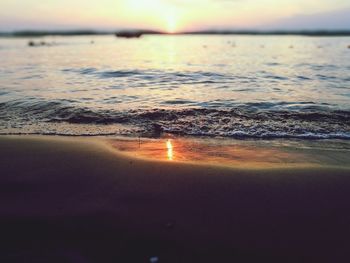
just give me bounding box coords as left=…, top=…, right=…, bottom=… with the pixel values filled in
left=0, top=35, right=349, bottom=139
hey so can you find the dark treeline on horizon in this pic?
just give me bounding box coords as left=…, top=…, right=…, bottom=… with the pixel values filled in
left=184, top=30, right=350, bottom=36
left=1, top=29, right=350, bottom=37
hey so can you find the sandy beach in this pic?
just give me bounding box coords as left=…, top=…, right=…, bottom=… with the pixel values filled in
left=1, top=135, right=349, bottom=262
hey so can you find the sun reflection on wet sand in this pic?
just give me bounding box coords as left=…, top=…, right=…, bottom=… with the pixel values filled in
left=166, top=139, right=173, bottom=160
left=108, top=137, right=333, bottom=168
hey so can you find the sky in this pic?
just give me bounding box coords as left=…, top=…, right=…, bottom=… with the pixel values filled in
left=1, top=0, right=350, bottom=32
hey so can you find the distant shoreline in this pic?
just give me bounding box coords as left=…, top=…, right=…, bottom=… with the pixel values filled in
left=1, top=29, right=350, bottom=37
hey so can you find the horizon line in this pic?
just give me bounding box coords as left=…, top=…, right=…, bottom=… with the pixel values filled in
left=1, top=29, right=350, bottom=37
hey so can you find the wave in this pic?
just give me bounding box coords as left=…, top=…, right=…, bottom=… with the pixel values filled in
left=1, top=100, right=349, bottom=139
left=62, top=68, right=234, bottom=84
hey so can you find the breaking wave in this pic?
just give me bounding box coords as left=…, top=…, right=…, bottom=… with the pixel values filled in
left=1, top=100, right=349, bottom=139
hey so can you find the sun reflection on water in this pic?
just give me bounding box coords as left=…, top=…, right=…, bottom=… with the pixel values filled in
left=166, top=139, right=173, bottom=160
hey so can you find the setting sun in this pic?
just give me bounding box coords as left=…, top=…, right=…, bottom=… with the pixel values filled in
left=165, top=14, right=177, bottom=33
left=123, top=0, right=182, bottom=32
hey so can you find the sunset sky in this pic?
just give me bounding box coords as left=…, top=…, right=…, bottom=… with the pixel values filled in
left=1, top=0, right=350, bottom=32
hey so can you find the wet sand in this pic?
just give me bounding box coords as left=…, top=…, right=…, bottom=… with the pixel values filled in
left=0, top=135, right=350, bottom=262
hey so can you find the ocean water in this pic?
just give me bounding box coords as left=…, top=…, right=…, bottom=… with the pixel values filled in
left=0, top=35, right=350, bottom=139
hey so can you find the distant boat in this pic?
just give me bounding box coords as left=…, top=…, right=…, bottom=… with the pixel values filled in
left=115, top=31, right=143, bottom=38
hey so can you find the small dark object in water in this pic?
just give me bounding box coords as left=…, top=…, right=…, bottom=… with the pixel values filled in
left=90, top=40, right=95, bottom=44
left=116, top=32, right=142, bottom=38
left=289, top=45, right=294, bottom=49
left=28, top=40, right=51, bottom=47
left=348, top=45, right=350, bottom=49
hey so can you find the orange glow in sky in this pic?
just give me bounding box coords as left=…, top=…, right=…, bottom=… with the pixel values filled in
left=0, top=0, right=349, bottom=31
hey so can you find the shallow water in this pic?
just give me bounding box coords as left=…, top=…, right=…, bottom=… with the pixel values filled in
left=0, top=35, right=350, bottom=138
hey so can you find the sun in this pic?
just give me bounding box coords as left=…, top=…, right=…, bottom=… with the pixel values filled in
left=125, top=0, right=181, bottom=33
left=166, top=15, right=177, bottom=33
left=162, top=10, right=182, bottom=33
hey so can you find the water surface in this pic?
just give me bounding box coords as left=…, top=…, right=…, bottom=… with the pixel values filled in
left=0, top=35, right=349, bottom=138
